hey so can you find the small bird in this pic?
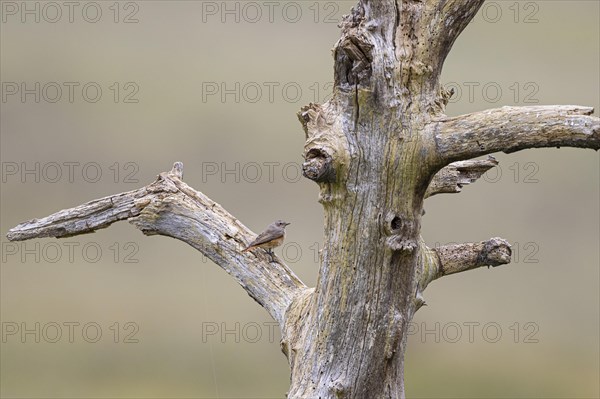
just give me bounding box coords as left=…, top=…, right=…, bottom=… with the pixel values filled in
left=242, top=220, right=290, bottom=262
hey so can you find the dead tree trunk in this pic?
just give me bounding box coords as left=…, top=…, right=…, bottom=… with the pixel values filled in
left=6, top=1, right=599, bottom=398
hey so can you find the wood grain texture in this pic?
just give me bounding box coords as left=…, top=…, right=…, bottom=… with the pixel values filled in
left=434, top=105, right=600, bottom=163
left=7, top=162, right=306, bottom=326
left=6, top=1, right=599, bottom=397
left=425, top=156, right=498, bottom=198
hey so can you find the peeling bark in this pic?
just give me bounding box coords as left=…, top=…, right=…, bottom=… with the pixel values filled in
left=425, top=156, right=498, bottom=198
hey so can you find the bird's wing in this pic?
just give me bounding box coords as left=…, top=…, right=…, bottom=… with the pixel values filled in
left=249, top=227, right=283, bottom=246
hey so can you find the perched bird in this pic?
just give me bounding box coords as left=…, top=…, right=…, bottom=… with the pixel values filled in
left=242, top=220, right=290, bottom=262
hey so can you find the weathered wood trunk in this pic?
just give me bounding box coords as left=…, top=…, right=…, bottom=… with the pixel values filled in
left=283, top=3, right=479, bottom=397
left=6, top=1, right=599, bottom=398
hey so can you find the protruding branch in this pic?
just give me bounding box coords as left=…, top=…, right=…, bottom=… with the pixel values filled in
left=6, top=162, right=306, bottom=325
left=378, top=0, right=485, bottom=107
left=435, top=238, right=512, bottom=276
left=430, top=0, right=486, bottom=60
left=425, top=156, right=498, bottom=198
left=418, top=238, right=512, bottom=294
left=396, top=0, right=485, bottom=69
left=434, top=105, right=600, bottom=163
left=6, top=187, right=150, bottom=241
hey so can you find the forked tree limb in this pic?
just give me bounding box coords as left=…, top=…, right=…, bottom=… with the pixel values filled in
left=6, top=162, right=307, bottom=326
left=5, top=156, right=504, bottom=323
left=5, top=0, right=598, bottom=395
left=434, top=105, right=600, bottom=163
left=6, top=162, right=188, bottom=242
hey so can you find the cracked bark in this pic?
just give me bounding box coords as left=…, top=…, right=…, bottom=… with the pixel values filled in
left=6, top=1, right=599, bottom=398
left=424, top=156, right=498, bottom=198
left=7, top=163, right=306, bottom=326
left=283, top=1, right=598, bottom=398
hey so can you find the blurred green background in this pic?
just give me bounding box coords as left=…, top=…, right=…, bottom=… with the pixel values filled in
left=1, top=1, right=598, bottom=398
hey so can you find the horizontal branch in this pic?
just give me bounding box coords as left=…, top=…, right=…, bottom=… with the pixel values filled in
left=434, top=105, right=600, bottom=163
left=7, top=187, right=149, bottom=241
left=6, top=162, right=306, bottom=326
left=417, top=237, right=512, bottom=304
left=425, top=156, right=498, bottom=198
left=434, top=238, right=512, bottom=277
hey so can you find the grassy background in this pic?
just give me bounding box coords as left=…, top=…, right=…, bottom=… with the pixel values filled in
left=1, top=1, right=598, bottom=397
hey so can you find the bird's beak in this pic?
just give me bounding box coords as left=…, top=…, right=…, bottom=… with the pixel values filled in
left=285, top=222, right=291, bottom=226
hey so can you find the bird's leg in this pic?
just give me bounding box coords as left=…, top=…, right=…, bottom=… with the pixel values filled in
left=266, top=249, right=275, bottom=262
